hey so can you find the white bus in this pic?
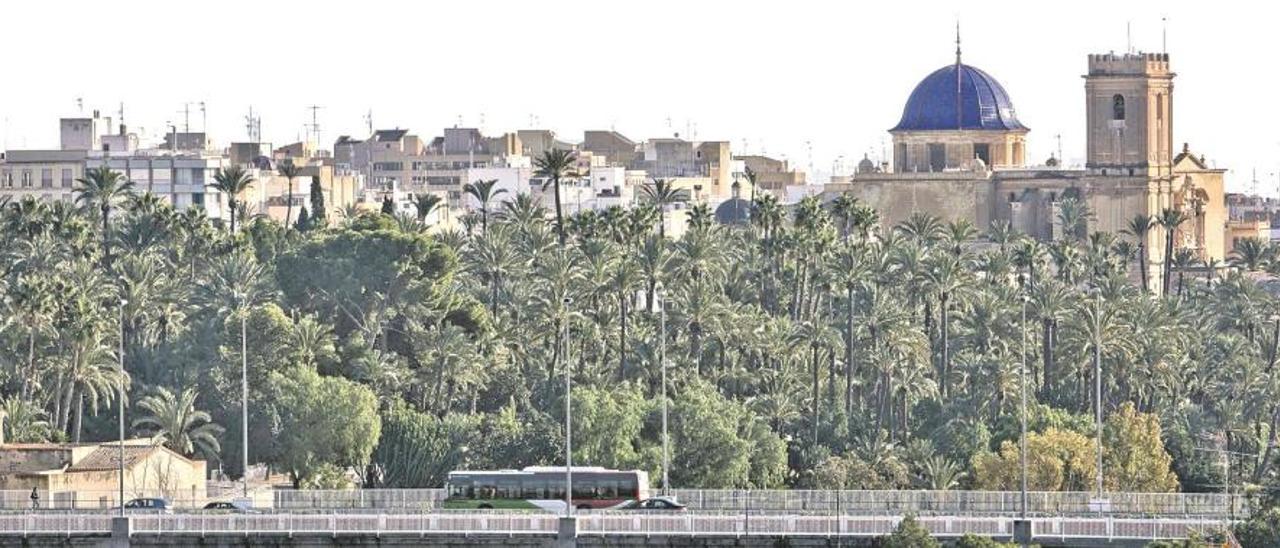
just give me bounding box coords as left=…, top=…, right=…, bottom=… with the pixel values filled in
left=444, top=466, right=649, bottom=512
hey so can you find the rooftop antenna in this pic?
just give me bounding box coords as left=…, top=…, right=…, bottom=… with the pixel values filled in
left=364, top=109, right=373, bottom=135
left=456, top=114, right=463, bottom=128
left=117, top=102, right=125, bottom=128
left=76, top=97, right=83, bottom=114
left=1162, top=16, right=1168, bottom=53
left=244, top=107, right=261, bottom=142
left=307, top=105, right=323, bottom=146
left=181, top=102, right=191, bottom=133
left=1126, top=21, right=1132, bottom=54
left=199, top=101, right=207, bottom=133
left=1056, top=133, right=1063, bottom=167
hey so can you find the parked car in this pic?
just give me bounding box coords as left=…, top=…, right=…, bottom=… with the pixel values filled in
left=203, top=501, right=257, bottom=513
left=120, top=498, right=173, bottom=514
left=617, top=496, right=687, bottom=511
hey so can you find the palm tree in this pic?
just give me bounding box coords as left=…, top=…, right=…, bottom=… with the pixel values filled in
left=533, top=149, right=579, bottom=247
left=132, top=386, right=224, bottom=460
left=640, top=179, right=688, bottom=239
left=74, top=166, right=135, bottom=268
left=609, top=255, right=642, bottom=381
left=1, top=395, right=52, bottom=443
left=463, top=179, right=507, bottom=234
left=1157, top=208, right=1191, bottom=296
left=208, top=166, right=255, bottom=233
left=412, top=193, right=445, bottom=225
left=1230, top=237, right=1270, bottom=272
left=277, top=160, right=301, bottom=228
left=1123, top=214, right=1154, bottom=291
left=925, top=253, right=969, bottom=396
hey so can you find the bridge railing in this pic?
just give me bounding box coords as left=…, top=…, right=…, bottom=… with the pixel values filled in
left=0, top=488, right=1249, bottom=517
left=0, top=512, right=1229, bottom=541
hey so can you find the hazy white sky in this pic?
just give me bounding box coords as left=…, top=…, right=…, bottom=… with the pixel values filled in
left=2, top=0, right=1276, bottom=192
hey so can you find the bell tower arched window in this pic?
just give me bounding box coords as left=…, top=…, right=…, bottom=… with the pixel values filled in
left=1112, top=94, right=1126, bottom=120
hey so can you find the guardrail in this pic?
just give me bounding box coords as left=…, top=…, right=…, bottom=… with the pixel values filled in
left=269, top=488, right=1248, bottom=517
left=0, top=512, right=1228, bottom=542
left=0, top=489, right=1249, bottom=518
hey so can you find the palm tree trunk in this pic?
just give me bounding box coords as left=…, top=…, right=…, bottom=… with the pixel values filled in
left=229, top=199, right=237, bottom=233
left=811, top=344, right=819, bottom=448
left=1137, top=242, right=1148, bottom=291
left=618, top=293, right=628, bottom=381
left=1163, top=230, right=1175, bottom=296
left=73, top=392, right=84, bottom=443
left=481, top=205, right=488, bottom=234
left=1041, top=319, right=1054, bottom=398
left=845, top=286, right=855, bottom=416
left=553, top=178, right=566, bottom=246
left=940, top=294, right=951, bottom=397
left=285, top=178, right=294, bottom=227
left=101, top=205, right=111, bottom=268
left=21, top=330, right=35, bottom=400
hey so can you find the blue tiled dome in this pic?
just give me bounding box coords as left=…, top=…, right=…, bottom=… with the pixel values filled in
left=891, top=64, right=1027, bottom=132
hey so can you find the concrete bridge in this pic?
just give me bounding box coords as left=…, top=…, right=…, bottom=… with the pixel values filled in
left=0, top=512, right=1231, bottom=547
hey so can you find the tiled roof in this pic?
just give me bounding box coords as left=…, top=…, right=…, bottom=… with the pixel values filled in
left=66, top=445, right=156, bottom=473
left=892, top=63, right=1027, bottom=132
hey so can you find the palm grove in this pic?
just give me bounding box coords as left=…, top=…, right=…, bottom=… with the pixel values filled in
left=3, top=154, right=1280, bottom=500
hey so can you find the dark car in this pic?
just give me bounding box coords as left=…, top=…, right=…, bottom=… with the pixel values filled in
left=618, top=497, right=687, bottom=511
left=203, top=501, right=257, bottom=513
left=120, top=498, right=173, bottom=514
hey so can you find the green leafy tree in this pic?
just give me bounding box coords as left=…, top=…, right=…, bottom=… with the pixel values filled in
left=882, top=514, right=940, bottom=548
left=263, top=366, right=381, bottom=487
left=308, top=176, right=327, bottom=228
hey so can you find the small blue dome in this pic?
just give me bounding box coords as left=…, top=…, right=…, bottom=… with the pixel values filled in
left=891, top=64, right=1027, bottom=132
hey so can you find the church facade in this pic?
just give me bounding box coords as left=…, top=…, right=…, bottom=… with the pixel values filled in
left=824, top=49, right=1227, bottom=290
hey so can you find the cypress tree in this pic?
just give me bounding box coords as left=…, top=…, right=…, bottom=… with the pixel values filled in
left=295, top=206, right=310, bottom=231
left=309, top=176, right=327, bottom=227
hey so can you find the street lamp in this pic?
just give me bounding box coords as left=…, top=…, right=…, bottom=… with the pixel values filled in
left=240, top=305, right=249, bottom=499
left=1092, top=288, right=1105, bottom=504
left=1019, top=295, right=1029, bottom=520
left=117, top=297, right=128, bottom=517
left=562, top=297, right=574, bottom=517
left=656, top=283, right=669, bottom=497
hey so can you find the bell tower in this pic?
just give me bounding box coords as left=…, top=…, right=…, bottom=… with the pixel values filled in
left=1084, top=53, right=1174, bottom=176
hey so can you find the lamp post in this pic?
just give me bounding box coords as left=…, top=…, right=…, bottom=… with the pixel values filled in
left=656, top=284, right=669, bottom=496
left=1019, top=295, right=1029, bottom=521
left=562, top=297, right=574, bottom=517
left=1093, top=289, right=1104, bottom=502
left=118, top=297, right=128, bottom=516
left=240, top=307, right=248, bottom=499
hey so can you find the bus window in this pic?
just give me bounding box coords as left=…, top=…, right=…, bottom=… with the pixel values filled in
left=573, top=481, right=595, bottom=500
left=620, top=477, right=638, bottom=498
left=497, top=480, right=518, bottom=498
left=600, top=481, right=618, bottom=498
left=550, top=483, right=565, bottom=500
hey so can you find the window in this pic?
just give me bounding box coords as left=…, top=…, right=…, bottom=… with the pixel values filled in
left=41, top=168, right=52, bottom=188
left=373, top=162, right=404, bottom=171
left=61, top=169, right=73, bottom=187
left=21, top=170, right=32, bottom=187
left=1112, top=94, right=1125, bottom=120
left=192, top=193, right=204, bottom=207
left=1, top=170, right=9, bottom=187
left=928, top=143, right=946, bottom=172
left=973, top=143, right=991, bottom=165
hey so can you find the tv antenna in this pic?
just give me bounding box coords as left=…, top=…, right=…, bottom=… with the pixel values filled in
left=306, top=105, right=323, bottom=145
left=244, top=107, right=261, bottom=142
left=364, top=109, right=373, bottom=135
left=199, top=101, right=207, bottom=133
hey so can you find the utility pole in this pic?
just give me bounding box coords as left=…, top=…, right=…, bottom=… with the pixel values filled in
left=117, top=297, right=128, bottom=515
left=658, top=285, right=669, bottom=496
left=562, top=298, right=574, bottom=517
left=1094, top=290, right=1104, bottom=502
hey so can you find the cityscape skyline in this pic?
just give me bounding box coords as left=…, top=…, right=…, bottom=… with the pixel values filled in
left=3, top=0, right=1278, bottom=194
